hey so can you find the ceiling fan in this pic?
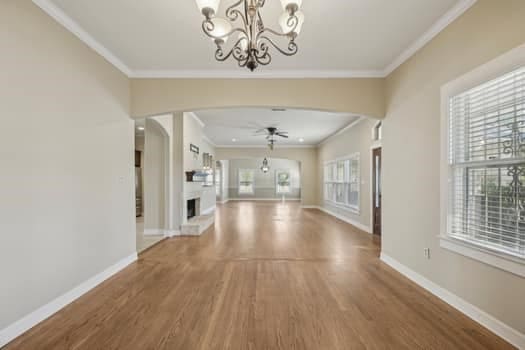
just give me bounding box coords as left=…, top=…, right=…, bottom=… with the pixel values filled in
left=254, top=127, right=289, bottom=150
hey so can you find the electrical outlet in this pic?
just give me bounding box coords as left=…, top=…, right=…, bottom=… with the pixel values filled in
left=424, top=248, right=431, bottom=259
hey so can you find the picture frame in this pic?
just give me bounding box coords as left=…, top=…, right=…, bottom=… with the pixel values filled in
left=190, top=143, right=199, bottom=154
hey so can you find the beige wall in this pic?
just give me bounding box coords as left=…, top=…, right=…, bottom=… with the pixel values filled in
left=383, top=0, right=525, bottom=334
left=3, top=0, right=525, bottom=343
left=130, top=78, right=385, bottom=120
left=216, top=147, right=317, bottom=206
left=143, top=118, right=168, bottom=231
left=0, top=0, right=134, bottom=331
left=318, top=118, right=379, bottom=232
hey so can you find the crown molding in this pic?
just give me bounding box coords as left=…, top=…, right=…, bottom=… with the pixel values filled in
left=31, top=0, right=132, bottom=76
left=317, top=117, right=365, bottom=147
left=202, top=135, right=217, bottom=148
left=130, top=69, right=385, bottom=79
left=186, top=112, right=206, bottom=128
left=382, top=0, right=477, bottom=76
left=33, top=0, right=477, bottom=79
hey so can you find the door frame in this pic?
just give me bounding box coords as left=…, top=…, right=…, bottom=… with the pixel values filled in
left=370, top=143, right=382, bottom=235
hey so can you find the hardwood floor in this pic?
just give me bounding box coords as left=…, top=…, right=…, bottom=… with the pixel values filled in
left=6, top=201, right=514, bottom=349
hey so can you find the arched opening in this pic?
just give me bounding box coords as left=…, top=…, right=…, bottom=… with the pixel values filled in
left=135, top=116, right=172, bottom=252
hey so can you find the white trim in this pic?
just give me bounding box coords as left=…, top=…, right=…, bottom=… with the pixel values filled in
left=202, top=135, right=217, bottom=147
left=324, top=200, right=360, bottom=215
left=31, top=0, right=132, bottom=76
left=130, top=69, right=386, bottom=79
left=318, top=117, right=365, bottom=146
left=382, top=0, right=477, bottom=76
left=440, top=44, right=525, bottom=274
left=380, top=253, right=525, bottom=349
left=318, top=206, right=372, bottom=234
left=301, top=205, right=319, bottom=209
left=0, top=253, right=137, bottom=348
left=186, top=112, right=205, bottom=128
left=217, top=199, right=230, bottom=204
left=440, top=237, right=525, bottom=278
left=33, top=0, right=477, bottom=79
left=228, top=198, right=301, bottom=201
left=322, top=151, right=360, bottom=165
left=201, top=206, right=216, bottom=215
left=143, top=229, right=166, bottom=236
left=164, top=229, right=181, bottom=238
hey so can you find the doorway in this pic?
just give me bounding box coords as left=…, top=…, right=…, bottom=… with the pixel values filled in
left=372, top=147, right=382, bottom=236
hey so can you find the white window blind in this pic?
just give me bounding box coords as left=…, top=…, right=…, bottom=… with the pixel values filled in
left=238, top=169, right=255, bottom=194
left=323, top=154, right=360, bottom=210
left=276, top=170, right=291, bottom=194
left=449, top=66, right=525, bottom=257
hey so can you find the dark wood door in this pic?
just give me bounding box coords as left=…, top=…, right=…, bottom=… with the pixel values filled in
left=373, top=148, right=382, bottom=236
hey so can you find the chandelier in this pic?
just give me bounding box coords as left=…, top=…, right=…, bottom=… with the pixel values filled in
left=195, top=0, right=305, bottom=71
left=261, top=158, right=270, bottom=173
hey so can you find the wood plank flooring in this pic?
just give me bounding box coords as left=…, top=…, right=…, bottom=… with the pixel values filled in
left=5, top=201, right=514, bottom=349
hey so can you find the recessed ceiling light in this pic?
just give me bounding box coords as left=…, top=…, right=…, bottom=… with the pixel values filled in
left=232, top=138, right=237, bottom=142
left=137, top=126, right=145, bottom=131
left=298, top=138, right=305, bottom=143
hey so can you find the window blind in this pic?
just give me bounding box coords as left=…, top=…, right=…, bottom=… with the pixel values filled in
left=449, top=66, right=525, bottom=257
left=323, top=154, right=360, bottom=210
left=238, top=169, right=255, bottom=194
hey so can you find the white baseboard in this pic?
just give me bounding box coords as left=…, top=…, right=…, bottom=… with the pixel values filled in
left=317, top=206, right=372, bottom=234
left=217, top=199, right=230, bottom=204
left=0, top=253, right=138, bottom=348
left=201, top=206, right=216, bottom=215
left=301, top=205, right=320, bottom=209
left=228, top=198, right=301, bottom=201
left=380, top=253, right=525, bottom=349
left=143, top=229, right=165, bottom=236
left=164, top=230, right=181, bottom=238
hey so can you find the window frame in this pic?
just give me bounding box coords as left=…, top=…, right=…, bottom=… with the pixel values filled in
left=440, top=44, right=525, bottom=277
left=238, top=169, right=255, bottom=195
left=323, top=153, right=360, bottom=213
left=275, top=169, right=292, bottom=195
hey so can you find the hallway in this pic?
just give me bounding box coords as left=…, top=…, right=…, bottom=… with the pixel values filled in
left=6, top=202, right=512, bottom=349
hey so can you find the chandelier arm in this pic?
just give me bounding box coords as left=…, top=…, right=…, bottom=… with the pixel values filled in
left=225, top=0, right=248, bottom=27
left=202, top=20, right=249, bottom=42
left=258, top=35, right=298, bottom=57
left=256, top=14, right=298, bottom=42
left=237, top=57, right=249, bottom=67
left=253, top=41, right=271, bottom=66
left=215, top=38, right=249, bottom=62
left=255, top=52, right=272, bottom=66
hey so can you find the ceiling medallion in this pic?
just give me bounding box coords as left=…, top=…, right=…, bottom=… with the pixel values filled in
left=195, top=0, right=305, bottom=71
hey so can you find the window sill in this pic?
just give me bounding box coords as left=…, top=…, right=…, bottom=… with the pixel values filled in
left=439, top=236, right=525, bottom=278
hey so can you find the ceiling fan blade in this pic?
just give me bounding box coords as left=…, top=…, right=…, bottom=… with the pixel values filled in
left=278, top=134, right=289, bottom=138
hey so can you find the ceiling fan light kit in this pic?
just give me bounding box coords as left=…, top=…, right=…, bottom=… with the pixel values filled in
left=195, top=0, right=305, bottom=71
left=253, top=126, right=289, bottom=150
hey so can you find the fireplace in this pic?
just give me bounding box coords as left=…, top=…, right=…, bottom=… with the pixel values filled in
left=187, top=198, right=200, bottom=220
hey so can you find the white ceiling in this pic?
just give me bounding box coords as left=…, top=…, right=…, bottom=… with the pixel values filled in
left=194, top=108, right=361, bottom=146
left=39, top=0, right=473, bottom=77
